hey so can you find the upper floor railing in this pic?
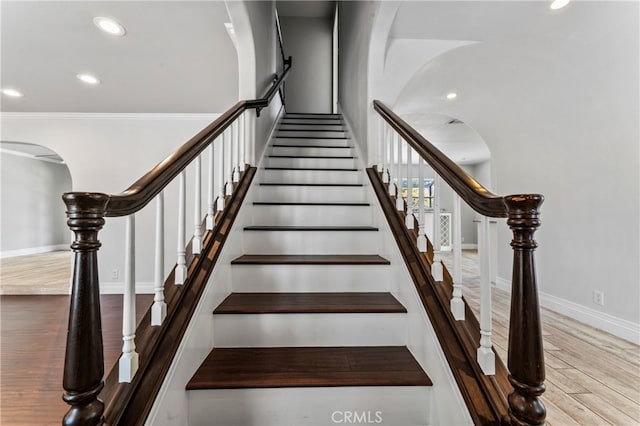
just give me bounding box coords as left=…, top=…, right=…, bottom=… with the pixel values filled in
left=373, top=100, right=546, bottom=426
left=61, top=59, right=291, bottom=426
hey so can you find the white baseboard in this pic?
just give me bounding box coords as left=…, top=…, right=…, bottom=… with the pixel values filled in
left=461, top=243, right=478, bottom=250
left=100, top=281, right=155, bottom=295
left=496, top=277, right=640, bottom=345
left=0, top=244, right=69, bottom=259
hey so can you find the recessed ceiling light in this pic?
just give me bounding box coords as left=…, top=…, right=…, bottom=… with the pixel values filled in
left=77, top=73, right=101, bottom=85
left=1, top=88, right=24, bottom=98
left=93, top=17, right=126, bottom=36
left=446, top=92, right=458, bottom=100
left=550, top=0, right=570, bottom=10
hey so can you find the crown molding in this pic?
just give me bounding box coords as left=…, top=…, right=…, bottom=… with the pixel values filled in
left=0, top=112, right=221, bottom=120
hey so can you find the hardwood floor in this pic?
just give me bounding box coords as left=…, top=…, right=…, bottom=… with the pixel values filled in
left=1, top=250, right=638, bottom=424
left=0, top=294, right=153, bottom=425
left=441, top=250, right=640, bottom=426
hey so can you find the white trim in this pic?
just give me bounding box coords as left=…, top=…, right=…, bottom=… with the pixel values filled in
left=100, top=281, right=155, bottom=295
left=0, top=244, right=69, bottom=259
left=1, top=112, right=220, bottom=121
left=0, top=147, right=66, bottom=164
left=461, top=243, right=478, bottom=250
left=496, top=276, right=640, bottom=345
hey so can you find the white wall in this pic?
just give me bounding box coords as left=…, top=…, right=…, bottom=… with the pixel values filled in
left=280, top=16, right=333, bottom=113
left=1, top=114, right=218, bottom=290
left=0, top=151, right=72, bottom=255
left=337, top=1, right=377, bottom=160
left=354, top=1, right=639, bottom=340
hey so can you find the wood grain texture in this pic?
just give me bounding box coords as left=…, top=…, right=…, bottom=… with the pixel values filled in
left=213, top=292, right=406, bottom=314
left=244, top=226, right=378, bottom=231
left=231, top=254, right=390, bottom=265
left=186, top=347, right=432, bottom=389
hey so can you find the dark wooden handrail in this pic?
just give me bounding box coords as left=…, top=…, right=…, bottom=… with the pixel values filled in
left=374, top=100, right=507, bottom=218
left=374, top=100, right=546, bottom=425
left=102, top=60, right=291, bottom=217
left=61, top=62, right=290, bottom=426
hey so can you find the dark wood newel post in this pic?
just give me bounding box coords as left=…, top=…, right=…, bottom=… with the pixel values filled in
left=505, top=194, right=546, bottom=426
left=62, top=192, right=109, bottom=426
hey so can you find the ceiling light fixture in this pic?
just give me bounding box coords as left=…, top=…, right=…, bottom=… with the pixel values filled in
left=1, top=88, right=24, bottom=98
left=550, top=0, right=570, bottom=10
left=446, top=92, right=458, bottom=100
left=93, top=17, right=126, bottom=36
left=77, top=73, right=101, bottom=85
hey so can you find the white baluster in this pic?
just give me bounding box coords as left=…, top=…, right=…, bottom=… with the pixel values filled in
left=175, top=171, right=187, bottom=285
left=119, top=214, right=139, bottom=382
left=396, top=137, right=405, bottom=211
left=225, top=128, right=233, bottom=196
left=377, top=118, right=383, bottom=173
left=152, top=193, right=166, bottom=326
left=450, top=193, right=465, bottom=320
left=395, top=134, right=403, bottom=207
left=417, top=157, right=427, bottom=252
left=248, top=110, right=256, bottom=166
left=382, top=125, right=390, bottom=184
left=405, top=146, right=414, bottom=229
left=388, top=129, right=395, bottom=195
left=217, top=132, right=226, bottom=211
left=477, top=215, right=495, bottom=374
left=193, top=156, right=202, bottom=255
left=432, top=174, right=443, bottom=281
left=232, top=120, right=240, bottom=183
left=239, top=113, right=246, bottom=172
left=206, top=144, right=215, bottom=230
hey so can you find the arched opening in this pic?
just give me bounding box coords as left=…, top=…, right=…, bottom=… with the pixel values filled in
left=0, top=141, right=72, bottom=294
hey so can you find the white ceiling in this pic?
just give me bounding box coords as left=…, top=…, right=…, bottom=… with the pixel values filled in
left=1, top=1, right=238, bottom=113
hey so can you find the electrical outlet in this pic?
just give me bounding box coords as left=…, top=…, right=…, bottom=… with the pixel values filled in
left=112, top=269, right=119, bottom=280
left=593, top=290, right=604, bottom=306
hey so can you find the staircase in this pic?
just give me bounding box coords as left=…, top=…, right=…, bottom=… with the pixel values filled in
left=183, top=113, right=434, bottom=425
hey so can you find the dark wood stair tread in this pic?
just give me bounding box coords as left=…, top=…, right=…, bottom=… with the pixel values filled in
left=253, top=202, right=369, bottom=206
left=278, top=128, right=346, bottom=132
left=244, top=226, right=378, bottom=231
left=259, top=183, right=363, bottom=187
left=264, top=167, right=358, bottom=171
left=231, top=254, right=390, bottom=265
left=213, top=292, right=406, bottom=314
left=268, top=155, right=354, bottom=159
left=186, top=346, right=432, bottom=389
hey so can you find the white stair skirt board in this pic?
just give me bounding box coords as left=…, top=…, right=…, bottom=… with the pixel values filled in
left=255, top=185, right=368, bottom=203
left=266, top=156, right=356, bottom=169
left=262, top=169, right=361, bottom=185
left=231, top=264, right=391, bottom=293
left=249, top=204, right=373, bottom=226
left=242, top=229, right=381, bottom=254
left=280, top=119, right=344, bottom=125
left=275, top=130, right=348, bottom=138
left=213, top=313, right=406, bottom=347
left=187, top=386, right=431, bottom=426
left=277, top=124, right=345, bottom=131
left=270, top=146, right=352, bottom=157
left=272, top=137, right=351, bottom=147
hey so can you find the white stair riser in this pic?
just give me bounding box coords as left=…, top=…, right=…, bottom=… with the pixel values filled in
left=188, top=386, right=431, bottom=426
left=271, top=146, right=352, bottom=157
left=273, top=137, right=351, bottom=147
left=281, top=118, right=344, bottom=125
left=243, top=230, right=380, bottom=254
left=231, top=265, right=391, bottom=293
left=285, top=114, right=341, bottom=119
left=278, top=124, right=345, bottom=131
left=213, top=313, right=406, bottom=347
left=266, top=157, right=356, bottom=169
left=255, top=185, right=368, bottom=203
left=263, top=169, right=360, bottom=185
left=250, top=204, right=372, bottom=226
left=275, top=130, right=347, bottom=138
